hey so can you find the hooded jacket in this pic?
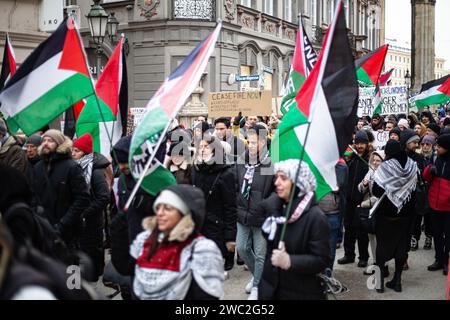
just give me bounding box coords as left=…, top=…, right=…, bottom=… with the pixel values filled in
left=422, top=150, right=450, bottom=212
left=130, top=185, right=224, bottom=300
left=32, top=137, right=90, bottom=242
left=0, top=135, right=28, bottom=174
left=191, top=161, right=237, bottom=256
left=0, top=165, right=37, bottom=248
left=258, top=193, right=331, bottom=300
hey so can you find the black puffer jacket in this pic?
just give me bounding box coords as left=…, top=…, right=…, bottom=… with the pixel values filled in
left=345, top=152, right=369, bottom=204
left=235, top=152, right=275, bottom=227
left=191, top=162, right=237, bottom=256
left=258, top=193, right=331, bottom=300
left=32, top=142, right=90, bottom=243
left=79, top=153, right=111, bottom=280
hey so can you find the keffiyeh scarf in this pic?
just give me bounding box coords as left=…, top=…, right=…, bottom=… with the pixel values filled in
left=274, top=160, right=317, bottom=197
left=373, top=157, right=418, bottom=213
left=241, top=153, right=269, bottom=200
left=77, top=153, right=94, bottom=186
left=262, top=191, right=314, bottom=240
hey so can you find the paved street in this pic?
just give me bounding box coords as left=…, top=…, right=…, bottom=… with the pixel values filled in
left=98, top=236, right=448, bottom=300
left=223, top=237, right=448, bottom=300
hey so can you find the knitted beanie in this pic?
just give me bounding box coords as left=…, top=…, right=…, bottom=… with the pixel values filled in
left=73, top=133, right=93, bottom=154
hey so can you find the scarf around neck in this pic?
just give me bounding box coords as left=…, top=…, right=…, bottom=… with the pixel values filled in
left=373, top=157, right=418, bottom=213
left=77, top=153, right=94, bottom=186
left=241, top=152, right=269, bottom=200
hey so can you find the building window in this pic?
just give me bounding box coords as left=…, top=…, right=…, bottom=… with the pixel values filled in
left=264, top=0, right=274, bottom=16
left=241, top=0, right=252, bottom=7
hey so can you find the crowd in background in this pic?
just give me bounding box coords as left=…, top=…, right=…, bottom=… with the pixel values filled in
left=0, top=104, right=449, bottom=300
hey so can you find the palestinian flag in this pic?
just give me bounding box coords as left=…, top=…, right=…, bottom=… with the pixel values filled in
left=355, top=44, right=389, bottom=87
left=0, top=17, right=94, bottom=135
left=413, top=74, right=450, bottom=108
left=0, top=33, right=17, bottom=91
left=76, top=36, right=128, bottom=156
left=271, top=0, right=358, bottom=200
left=128, top=22, right=221, bottom=198
left=372, top=85, right=382, bottom=116
left=379, top=68, right=394, bottom=86
left=280, top=17, right=317, bottom=114
left=344, top=146, right=354, bottom=157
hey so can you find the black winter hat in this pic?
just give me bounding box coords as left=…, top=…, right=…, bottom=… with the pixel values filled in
left=443, top=117, right=450, bottom=127
left=112, top=135, right=132, bottom=163
left=354, top=130, right=369, bottom=144
left=400, top=128, right=420, bottom=147
left=164, top=184, right=206, bottom=233
left=437, top=134, right=450, bottom=150
left=421, top=111, right=433, bottom=120
left=389, top=127, right=402, bottom=138
left=441, top=127, right=450, bottom=135
left=427, top=123, right=441, bottom=136
left=385, top=139, right=402, bottom=159
left=168, top=141, right=193, bottom=158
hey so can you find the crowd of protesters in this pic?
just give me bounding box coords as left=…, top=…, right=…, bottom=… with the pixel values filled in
left=0, top=105, right=449, bottom=300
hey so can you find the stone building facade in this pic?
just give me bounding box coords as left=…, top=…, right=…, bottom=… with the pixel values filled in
left=384, top=38, right=448, bottom=87
left=1, top=0, right=385, bottom=127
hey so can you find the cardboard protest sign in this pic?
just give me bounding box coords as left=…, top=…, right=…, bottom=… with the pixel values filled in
left=208, top=91, right=272, bottom=117
left=371, top=130, right=389, bottom=150
left=358, top=86, right=409, bottom=117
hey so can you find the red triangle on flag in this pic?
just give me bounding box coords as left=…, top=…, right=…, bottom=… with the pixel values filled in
left=438, top=77, right=450, bottom=96
left=95, top=38, right=123, bottom=117
left=58, top=19, right=90, bottom=78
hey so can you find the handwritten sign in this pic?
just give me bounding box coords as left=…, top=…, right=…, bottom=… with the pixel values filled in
left=208, top=91, right=273, bottom=117
left=358, top=86, right=409, bottom=117
left=371, top=130, right=390, bottom=150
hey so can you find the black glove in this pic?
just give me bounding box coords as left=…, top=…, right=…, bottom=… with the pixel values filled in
left=428, top=165, right=437, bottom=176
left=233, top=112, right=243, bottom=126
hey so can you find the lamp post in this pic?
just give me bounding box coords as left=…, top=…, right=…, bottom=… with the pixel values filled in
left=404, top=69, right=411, bottom=112
left=107, top=12, right=119, bottom=44
left=86, top=0, right=108, bottom=79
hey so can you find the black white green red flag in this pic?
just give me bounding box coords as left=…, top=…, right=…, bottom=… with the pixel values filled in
left=355, top=44, right=389, bottom=87
left=76, top=36, right=128, bottom=156
left=271, top=0, right=358, bottom=200
left=0, top=17, right=95, bottom=135
left=280, top=18, right=317, bottom=114
left=413, top=74, right=450, bottom=108
left=0, top=33, right=17, bottom=91
left=129, top=22, right=221, bottom=197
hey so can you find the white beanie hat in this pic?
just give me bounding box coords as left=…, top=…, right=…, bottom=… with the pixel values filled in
left=153, top=189, right=190, bottom=215
left=398, top=118, right=409, bottom=129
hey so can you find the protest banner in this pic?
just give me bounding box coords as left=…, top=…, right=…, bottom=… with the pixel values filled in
left=371, top=130, right=389, bottom=150
left=208, top=90, right=272, bottom=117
left=126, top=107, right=147, bottom=133
left=358, top=86, right=409, bottom=117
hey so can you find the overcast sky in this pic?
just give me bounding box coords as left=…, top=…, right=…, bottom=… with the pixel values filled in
left=385, top=0, right=450, bottom=69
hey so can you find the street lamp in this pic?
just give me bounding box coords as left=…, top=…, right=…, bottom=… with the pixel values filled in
left=107, top=12, right=119, bottom=44
left=404, top=69, right=411, bottom=112
left=404, top=69, right=411, bottom=90
left=86, top=0, right=108, bottom=78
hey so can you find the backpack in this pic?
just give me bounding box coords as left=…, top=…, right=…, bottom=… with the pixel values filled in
left=4, top=202, right=78, bottom=266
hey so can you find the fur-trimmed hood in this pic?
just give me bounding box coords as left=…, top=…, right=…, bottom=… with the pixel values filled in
left=142, top=215, right=195, bottom=242
left=38, top=136, right=72, bottom=156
